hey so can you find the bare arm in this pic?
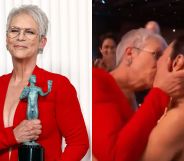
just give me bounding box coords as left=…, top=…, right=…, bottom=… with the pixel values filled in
left=141, top=108, right=184, bottom=161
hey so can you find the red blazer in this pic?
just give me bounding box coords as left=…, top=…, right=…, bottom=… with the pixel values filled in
left=92, top=68, right=169, bottom=161
left=0, top=66, right=89, bottom=161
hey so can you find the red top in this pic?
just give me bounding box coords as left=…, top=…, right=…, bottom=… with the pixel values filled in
left=92, top=68, right=169, bottom=161
left=0, top=66, right=89, bottom=161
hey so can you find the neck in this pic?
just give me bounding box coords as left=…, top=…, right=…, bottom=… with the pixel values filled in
left=11, top=57, right=37, bottom=84
left=172, top=98, right=184, bottom=109
left=110, top=66, right=137, bottom=108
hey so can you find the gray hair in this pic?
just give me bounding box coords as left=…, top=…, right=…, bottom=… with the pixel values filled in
left=116, top=28, right=167, bottom=65
left=6, top=5, right=48, bottom=37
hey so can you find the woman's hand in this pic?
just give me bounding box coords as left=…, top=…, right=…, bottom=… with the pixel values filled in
left=13, top=119, right=42, bottom=143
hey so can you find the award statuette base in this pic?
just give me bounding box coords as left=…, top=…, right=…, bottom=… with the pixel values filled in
left=18, top=143, right=44, bottom=161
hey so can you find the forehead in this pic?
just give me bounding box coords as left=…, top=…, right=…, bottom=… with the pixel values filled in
left=143, top=38, right=164, bottom=51
left=102, top=38, right=116, bottom=46
left=10, top=13, right=38, bottom=29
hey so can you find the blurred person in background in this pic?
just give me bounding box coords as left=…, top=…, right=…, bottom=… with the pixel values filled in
left=93, top=32, right=117, bottom=72
left=145, top=20, right=161, bottom=34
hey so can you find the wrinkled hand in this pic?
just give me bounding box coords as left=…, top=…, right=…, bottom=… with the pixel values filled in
left=13, top=119, right=42, bottom=143
left=153, top=53, right=184, bottom=98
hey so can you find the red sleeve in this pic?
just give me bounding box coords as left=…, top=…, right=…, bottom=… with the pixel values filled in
left=0, top=127, right=17, bottom=150
left=114, top=88, right=169, bottom=161
left=92, top=68, right=169, bottom=161
left=55, top=77, right=89, bottom=161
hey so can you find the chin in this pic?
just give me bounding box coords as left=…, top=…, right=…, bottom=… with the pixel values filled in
left=145, top=82, right=153, bottom=89
left=12, top=55, right=29, bottom=60
left=11, top=52, right=34, bottom=59
left=136, top=81, right=152, bottom=91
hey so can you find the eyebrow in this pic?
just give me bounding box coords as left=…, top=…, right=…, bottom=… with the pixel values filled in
left=10, top=26, right=36, bottom=30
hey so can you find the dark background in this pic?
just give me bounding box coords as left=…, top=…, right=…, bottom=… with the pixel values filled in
left=93, top=0, right=184, bottom=58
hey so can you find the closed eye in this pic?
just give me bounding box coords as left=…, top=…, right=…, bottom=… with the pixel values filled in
left=10, top=29, right=20, bottom=33
left=25, top=30, right=36, bottom=35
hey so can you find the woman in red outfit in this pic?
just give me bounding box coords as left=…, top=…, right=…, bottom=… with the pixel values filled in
left=93, top=28, right=184, bottom=161
left=0, top=5, right=88, bottom=161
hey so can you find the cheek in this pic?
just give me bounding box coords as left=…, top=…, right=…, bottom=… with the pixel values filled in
left=7, top=39, right=13, bottom=47
left=100, top=48, right=106, bottom=56
left=131, top=57, right=157, bottom=78
left=140, top=55, right=157, bottom=68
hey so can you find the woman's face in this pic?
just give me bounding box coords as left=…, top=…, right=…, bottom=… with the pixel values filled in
left=6, top=13, right=46, bottom=60
left=99, top=38, right=117, bottom=70
left=129, top=38, right=165, bottom=90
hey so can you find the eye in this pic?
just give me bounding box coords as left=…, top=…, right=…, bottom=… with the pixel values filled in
left=155, top=51, right=162, bottom=60
left=10, top=28, right=19, bottom=33
left=25, top=30, right=36, bottom=35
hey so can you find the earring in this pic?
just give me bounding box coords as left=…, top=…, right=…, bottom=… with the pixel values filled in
left=126, top=59, right=132, bottom=66
left=6, top=44, right=9, bottom=50
left=38, top=48, right=43, bottom=54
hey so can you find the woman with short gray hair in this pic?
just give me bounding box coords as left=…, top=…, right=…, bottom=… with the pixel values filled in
left=0, top=4, right=89, bottom=161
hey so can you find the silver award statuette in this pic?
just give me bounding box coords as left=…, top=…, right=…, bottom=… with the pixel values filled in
left=18, top=75, right=52, bottom=161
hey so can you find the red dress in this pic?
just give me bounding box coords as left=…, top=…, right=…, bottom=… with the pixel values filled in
left=0, top=66, right=89, bottom=161
left=92, top=68, right=169, bottom=161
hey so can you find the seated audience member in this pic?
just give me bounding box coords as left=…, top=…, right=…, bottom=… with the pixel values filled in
left=145, top=20, right=161, bottom=34
left=93, top=28, right=184, bottom=161
left=93, top=32, right=117, bottom=72
left=141, top=35, right=184, bottom=161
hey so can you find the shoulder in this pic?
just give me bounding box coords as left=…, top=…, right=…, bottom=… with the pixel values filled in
left=149, top=107, right=184, bottom=147
left=93, top=67, right=110, bottom=80
left=93, top=67, right=117, bottom=90
left=37, top=67, right=75, bottom=92
left=0, top=73, right=11, bottom=81
left=92, top=67, right=125, bottom=101
left=156, top=107, right=184, bottom=133
left=38, top=67, right=71, bottom=85
left=0, top=73, right=11, bottom=87
left=142, top=108, right=184, bottom=161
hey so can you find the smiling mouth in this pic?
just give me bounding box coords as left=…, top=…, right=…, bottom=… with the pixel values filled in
left=14, top=45, right=27, bottom=49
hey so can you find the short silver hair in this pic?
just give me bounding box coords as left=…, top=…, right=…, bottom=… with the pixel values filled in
left=6, top=5, right=48, bottom=37
left=116, top=28, right=167, bottom=65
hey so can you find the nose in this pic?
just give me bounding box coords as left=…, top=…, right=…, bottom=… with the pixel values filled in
left=17, top=30, right=26, bottom=40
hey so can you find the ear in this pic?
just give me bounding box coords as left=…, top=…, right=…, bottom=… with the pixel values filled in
left=99, top=47, right=103, bottom=54
left=172, top=54, right=184, bottom=71
left=39, top=36, right=47, bottom=49
left=6, top=37, right=9, bottom=50
left=124, top=47, right=133, bottom=66
left=99, top=46, right=107, bottom=56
